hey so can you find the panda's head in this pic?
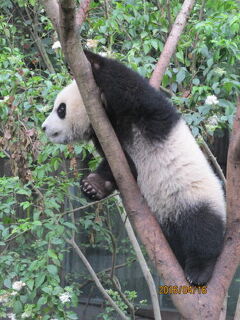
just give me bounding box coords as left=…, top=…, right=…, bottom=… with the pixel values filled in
left=42, top=81, right=91, bottom=144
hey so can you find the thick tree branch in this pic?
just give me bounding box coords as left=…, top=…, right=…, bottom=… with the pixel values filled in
left=149, top=0, right=195, bottom=88
left=209, top=97, right=240, bottom=316
left=226, top=97, right=240, bottom=223
left=43, top=0, right=60, bottom=31
left=232, top=130, right=240, bottom=163
left=76, top=0, right=92, bottom=27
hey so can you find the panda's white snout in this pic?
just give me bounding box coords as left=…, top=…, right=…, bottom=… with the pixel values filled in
left=42, top=124, right=59, bottom=136
left=42, top=124, right=60, bottom=137
left=41, top=114, right=63, bottom=142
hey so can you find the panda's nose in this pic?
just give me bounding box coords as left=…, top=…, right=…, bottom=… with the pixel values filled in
left=42, top=126, right=46, bottom=132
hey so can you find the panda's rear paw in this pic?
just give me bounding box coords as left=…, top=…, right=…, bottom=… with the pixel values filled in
left=184, top=258, right=215, bottom=286
left=80, top=173, right=114, bottom=201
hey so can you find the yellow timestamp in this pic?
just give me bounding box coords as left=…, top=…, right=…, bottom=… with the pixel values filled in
left=159, top=285, right=207, bottom=294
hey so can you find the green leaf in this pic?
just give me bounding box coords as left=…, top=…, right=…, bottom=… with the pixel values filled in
left=41, top=286, right=52, bottom=294
left=26, top=279, right=34, bottom=291
left=176, top=69, right=186, bottom=84
left=20, top=294, right=28, bottom=304
left=52, top=286, right=62, bottom=295
left=66, top=311, right=78, bottom=319
left=207, top=58, right=214, bottom=68
left=47, top=264, right=58, bottom=275
left=150, top=39, right=158, bottom=50
left=4, top=278, right=11, bottom=288
left=20, top=201, right=31, bottom=209
left=35, top=274, right=46, bottom=289
left=47, top=249, right=58, bottom=260
left=63, top=222, right=77, bottom=230
left=50, top=237, right=63, bottom=245
left=176, top=51, right=184, bottom=64
left=37, top=296, right=47, bottom=308
left=198, top=105, right=211, bottom=115
left=143, top=43, right=150, bottom=55
left=16, top=189, right=31, bottom=196
left=140, top=31, right=148, bottom=39
left=13, top=300, right=23, bottom=313
left=192, top=78, right=200, bottom=85
left=191, top=127, right=199, bottom=137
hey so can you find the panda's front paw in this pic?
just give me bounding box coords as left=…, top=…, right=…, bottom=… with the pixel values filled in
left=81, top=179, right=99, bottom=200
left=80, top=173, right=114, bottom=201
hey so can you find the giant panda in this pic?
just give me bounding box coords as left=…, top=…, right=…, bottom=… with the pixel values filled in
left=42, top=50, right=226, bottom=286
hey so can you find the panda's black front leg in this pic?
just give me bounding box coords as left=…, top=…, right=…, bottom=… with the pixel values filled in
left=81, top=159, right=116, bottom=200
left=81, top=152, right=137, bottom=201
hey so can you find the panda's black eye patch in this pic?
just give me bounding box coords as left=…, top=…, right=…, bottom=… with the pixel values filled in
left=57, top=103, right=66, bottom=119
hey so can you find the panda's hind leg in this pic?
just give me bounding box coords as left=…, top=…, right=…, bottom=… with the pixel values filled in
left=180, top=203, right=225, bottom=285
left=184, top=256, right=216, bottom=286
left=163, top=203, right=225, bottom=286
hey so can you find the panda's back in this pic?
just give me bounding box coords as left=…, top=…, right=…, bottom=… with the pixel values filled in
left=126, top=119, right=226, bottom=223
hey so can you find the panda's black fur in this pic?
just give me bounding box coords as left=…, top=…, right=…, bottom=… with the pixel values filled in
left=84, top=50, right=180, bottom=143
left=42, top=50, right=226, bottom=286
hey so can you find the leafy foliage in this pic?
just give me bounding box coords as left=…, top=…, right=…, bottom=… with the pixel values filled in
left=0, top=0, right=239, bottom=319
left=84, top=0, right=239, bottom=136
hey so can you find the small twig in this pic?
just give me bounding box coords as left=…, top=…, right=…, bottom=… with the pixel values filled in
left=79, top=259, right=136, bottom=289
left=111, top=276, right=135, bottom=319
left=5, top=230, right=29, bottom=242
left=68, top=198, right=76, bottom=241
left=159, top=85, right=174, bottom=97
left=59, top=192, right=119, bottom=218
left=65, top=237, right=130, bottom=320
left=199, top=136, right=226, bottom=188
left=166, top=0, right=172, bottom=33
left=104, top=207, right=117, bottom=279
left=103, top=0, right=110, bottom=19
left=116, top=197, right=162, bottom=320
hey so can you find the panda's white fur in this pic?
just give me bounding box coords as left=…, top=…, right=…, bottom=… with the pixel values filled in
left=42, top=51, right=226, bottom=286
left=42, top=81, right=90, bottom=144
left=127, top=122, right=225, bottom=223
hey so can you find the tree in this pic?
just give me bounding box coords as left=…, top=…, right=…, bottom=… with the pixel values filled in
left=42, top=0, right=240, bottom=319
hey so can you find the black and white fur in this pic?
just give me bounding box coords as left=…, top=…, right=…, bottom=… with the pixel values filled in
left=42, top=50, right=226, bottom=286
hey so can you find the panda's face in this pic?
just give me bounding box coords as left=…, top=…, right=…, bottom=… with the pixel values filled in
left=42, top=81, right=91, bottom=144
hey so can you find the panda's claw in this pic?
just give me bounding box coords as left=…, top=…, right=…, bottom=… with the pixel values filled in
left=81, top=179, right=101, bottom=200
left=81, top=173, right=115, bottom=201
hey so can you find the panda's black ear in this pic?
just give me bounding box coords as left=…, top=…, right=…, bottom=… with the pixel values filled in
left=84, top=50, right=103, bottom=70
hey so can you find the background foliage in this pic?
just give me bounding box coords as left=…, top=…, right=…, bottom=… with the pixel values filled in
left=0, top=0, right=239, bottom=319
